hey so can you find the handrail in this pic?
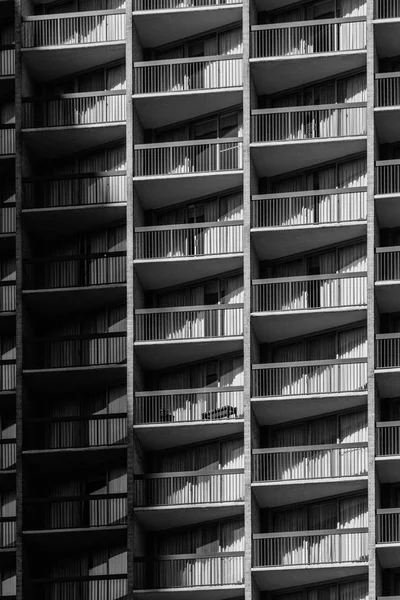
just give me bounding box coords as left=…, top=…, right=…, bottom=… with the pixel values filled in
left=138, top=551, right=244, bottom=560
left=251, top=16, right=366, bottom=30
left=376, top=159, right=400, bottom=167
left=377, top=420, right=400, bottom=427
left=23, top=9, right=125, bottom=21
left=253, top=272, right=367, bottom=285
left=27, top=331, right=126, bottom=343
left=376, top=333, right=400, bottom=340
left=377, top=508, right=400, bottom=515
left=135, top=385, right=243, bottom=397
left=134, top=136, right=242, bottom=150
left=23, top=90, right=126, bottom=102
left=135, top=303, right=243, bottom=315
left=23, top=170, right=126, bottom=183
left=252, top=102, right=366, bottom=115
left=253, top=442, right=368, bottom=454
left=27, top=492, right=126, bottom=503
left=376, top=246, right=400, bottom=253
left=33, top=575, right=127, bottom=583
left=253, top=187, right=367, bottom=200
left=254, top=527, right=368, bottom=539
left=253, top=357, right=367, bottom=369
left=25, top=250, right=126, bottom=264
left=376, top=71, right=400, bottom=80
left=134, top=53, right=242, bottom=67
left=135, top=220, right=243, bottom=232
left=0, top=124, right=15, bottom=130
left=136, top=468, right=244, bottom=479
left=26, top=412, right=126, bottom=424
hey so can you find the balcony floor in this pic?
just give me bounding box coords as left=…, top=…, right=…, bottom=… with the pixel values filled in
left=23, top=445, right=127, bottom=472
left=135, top=502, right=244, bottom=531
left=23, top=525, right=126, bottom=553
left=376, top=282, right=400, bottom=313
left=134, top=585, right=244, bottom=600
left=374, top=20, right=400, bottom=58
left=251, top=138, right=367, bottom=177
left=23, top=364, right=127, bottom=392
left=0, top=312, right=16, bottom=335
left=251, top=51, right=366, bottom=95
left=375, top=109, right=400, bottom=144
left=252, top=564, right=368, bottom=591
left=375, top=369, right=400, bottom=398
left=251, top=222, right=367, bottom=260
left=376, top=544, right=400, bottom=569
left=376, top=456, right=400, bottom=483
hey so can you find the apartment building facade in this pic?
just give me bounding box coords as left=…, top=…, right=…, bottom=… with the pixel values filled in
left=0, top=0, right=398, bottom=597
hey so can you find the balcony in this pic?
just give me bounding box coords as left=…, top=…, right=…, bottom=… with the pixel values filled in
left=374, top=1, right=400, bottom=60
left=251, top=188, right=367, bottom=259
left=0, top=46, right=14, bottom=77
left=134, top=469, right=244, bottom=529
left=377, top=509, right=400, bottom=568
left=251, top=104, right=367, bottom=177
left=135, top=305, right=243, bottom=368
left=23, top=252, right=126, bottom=317
left=376, top=421, right=400, bottom=482
left=252, top=273, right=367, bottom=341
left=21, top=11, right=125, bottom=81
left=134, top=387, right=244, bottom=449
left=0, top=282, right=16, bottom=333
left=252, top=529, right=368, bottom=589
left=251, top=18, right=366, bottom=94
left=0, top=126, right=14, bottom=157
left=32, top=576, right=127, bottom=600
left=22, top=92, right=126, bottom=160
left=0, top=517, right=15, bottom=552
left=376, top=334, right=400, bottom=397
left=376, top=161, right=400, bottom=227
left=376, top=247, right=400, bottom=312
left=252, top=359, right=368, bottom=426
left=252, top=443, right=367, bottom=507
left=0, top=439, right=16, bottom=476
left=375, top=73, right=400, bottom=143
left=133, top=138, right=243, bottom=206
left=135, top=221, right=243, bottom=288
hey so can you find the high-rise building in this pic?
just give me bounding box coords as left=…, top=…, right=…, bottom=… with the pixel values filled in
left=1, top=0, right=399, bottom=597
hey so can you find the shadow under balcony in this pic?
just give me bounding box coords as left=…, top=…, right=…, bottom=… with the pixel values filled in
left=250, top=104, right=367, bottom=177
left=252, top=273, right=367, bottom=342
left=134, top=56, right=242, bottom=128
left=252, top=529, right=368, bottom=590
left=134, top=387, right=244, bottom=450
left=375, top=247, right=400, bottom=313
left=22, top=172, right=126, bottom=238
left=133, top=138, right=243, bottom=207
left=375, top=74, right=400, bottom=143
left=135, top=221, right=243, bottom=289
left=134, top=469, right=244, bottom=530
left=32, top=576, right=127, bottom=600
left=375, top=160, right=400, bottom=228
left=23, top=252, right=127, bottom=318
left=377, top=509, right=400, bottom=569
left=0, top=439, right=16, bottom=484
left=251, top=359, right=368, bottom=425
left=252, top=443, right=368, bottom=508
left=374, top=6, right=400, bottom=59
left=134, top=305, right=243, bottom=368
left=0, top=282, right=16, bottom=334
left=21, top=92, right=126, bottom=160
left=251, top=188, right=367, bottom=260
left=0, top=197, right=16, bottom=256
left=0, top=46, right=15, bottom=98
left=376, top=421, right=400, bottom=483
left=250, top=18, right=366, bottom=95
left=21, top=11, right=125, bottom=81
left=375, top=334, right=400, bottom=397
left=0, top=518, right=15, bottom=561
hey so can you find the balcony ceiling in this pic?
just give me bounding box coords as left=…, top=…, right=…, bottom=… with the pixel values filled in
left=135, top=503, right=244, bottom=531
left=376, top=545, right=400, bottom=569
left=375, top=109, right=400, bottom=144
left=374, top=21, right=400, bottom=58
left=376, top=457, right=400, bottom=483
left=376, top=283, right=400, bottom=313
left=375, top=370, right=400, bottom=398
left=252, top=565, right=368, bottom=591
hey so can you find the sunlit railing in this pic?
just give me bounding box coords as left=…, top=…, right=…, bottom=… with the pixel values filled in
left=134, top=138, right=243, bottom=176
left=0, top=439, right=16, bottom=470
left=376, top=160, right=400, bottom=195
left=134, top=55, right=242, bottom=94
left=135, top=469, right=244, bottom=506
left=24, top=252, right=126, bottom=289
left=376, top=247, right=400, bottom=281
left=0, top=47, right=15, bottom=76
left=0, top=282, right=15, bottom=313
left=22, top=91, right=126, bottom=128
left=134, top=0, right=241, bottom=9
left=252, top=359, right=368, bottom=397
left=376, top=334, right=400, bottom=368
left=22, top=11, right=126, bottom=48
left=134, top=553, right=244, bottom=588
left=25, top=333, right=127, bottom=369
left=252, top=188, right=367, bottom=228
left=376, top=73, right=400, bottom=107
left=376, top=0, right=400, bottom=18
left=252, top=443, right=367, bottom=482
left=252, top=104, right=367, bottom=142
left=252, top=273, right=367, bottom=312
left=0, top=517, right=15, bottom=548
left=135, top=305, right=243, bottom=341
left=33, top=576, right=127, bottom=600
left=251, top=18, right=366, bottom=58
left=22, top=172, right=126, bottom=209
left=377, top=509, right=400, bottom=543
left=134, top=386, right=244, bottom=424
left=377, top=421, right=400, bottom=456
left=0, top=126, right=15, bottom=155
left=0, top=360, right=16, bottom=392
left=253, top=529, right=368, bottom=567
left=135, top=222, right=243, bottom=259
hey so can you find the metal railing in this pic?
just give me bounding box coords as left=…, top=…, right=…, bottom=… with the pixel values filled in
left=376, top=0, right=400, bottom=19
left=0, top=439, right=16, bottom=470
left=376, top=160, right=400, bottom=195
left=376, top=247, right=400, bottom=281
left=252, top=273, right=367, bottom=312
left=0, top=361, right=16, bottom=392
left=23, top=172, right=126, bottom=209
left=252, top=104, right=367, bottom=142
left=0, top=282, right=15, bottom=312
left=252, top=358, right=367, bottom=397
left=0, top=517, right=15, bottom=548
left=377, top=421, right=400, bottom=456
left=252, top=188, right=367, bottom=228
left=135, top=469, right=244, bottom=506
left=0, top=203, right=16, bottom=233
left=24, top=252, right=126, bottom=289
left=251, top=17, right=366, bottom=58
left=135, top=305, right=243, bottom=341
left=33, top=576, right=127, bottom=600
left=22, top=91, right=126, bottom=128
left=134, top=553, right=244, bottom=588
left=253, top=529, right=368, bottom=567
left=0, top=126, right=15, bottom=155
left=24, top=332, right=127, bottom=369
left=134, top=386, right=244, bottom=424
left=135, top=221, right=243, bottom=259
left=134, top=138, right=243, bottom=176
left=253, top=443, right=367, bottom=482
left=377, top=509, right=400, bottom=543
left=134, top=55, right=242, bottom=94
left=22, top=10, right=126, bottom=48
left=0, top=47, right=15, bottom=76
left=134, top=0, right=241, bottom=9
left=376, top=334, right=400, bottom=368
left=26, top=413, right=127, bottom=449
left=376, top=72, right=400, bottom=107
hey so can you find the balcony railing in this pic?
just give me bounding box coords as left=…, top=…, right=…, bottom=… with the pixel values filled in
left=0, top=203, right=16, bottom=233
left=376, top=160, right=400, bottom=195
left=135, top=222, right=243, bottom=259
left=0, top=282, right=15, bottom=312
left=253, top=529, right=368, bottom=567
left=0, top=126, right=15, bottom=156
left=0, top=517, right=15, bottom=548
left=0, top=47, right=15, bottom=76
left=251, top=17, right=366, bottom=58
left=25, top=493, right=127, bottom=530
left=134, top=386, right=244, bottom=424
left=376, top=247, right=400, bottom=281
left=0, top=361, right=16, bottom=392
left=135, top=305, right=243, bottom=341
left=33, top=576, right=127, bottom=600
left=135, top=469, right=244, bottom=506
left=377, top=421, right=400, bottom=456
left=133, top=0, right=241, bottom=10
left=0, top=439, right=16, bottom=470
left=376, top=0, right=400, bottom=19
left=253, top=443, right=367, bottom=482
left=22, top=91, right=126, bottom=128
left=23, top=172, right=126, bottom=209
left=26, top=413, right=127, bottom=449
left=376, top=73, right=400, bottom=107
left=252, top=104, right=367, bottom=142
left=377, top=509, right=400, bottom=543
left=134, top=55, right=242, bottom=94
left=134, top=553, right=244, bottom=588
left=252, top=273, right=367, bottom=312
left=134, top=138, right=243, bottom=176
left=252, top=188, right=367, bottom=228
left=24, top=332, right=127, bottom=369
left=252, top=358, right=367, bottom=397
left=376, top=334, right=400, bottom=368
left=22, top=10, right=126, bottom=48
left=24, top=252, right=126, bottom=289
